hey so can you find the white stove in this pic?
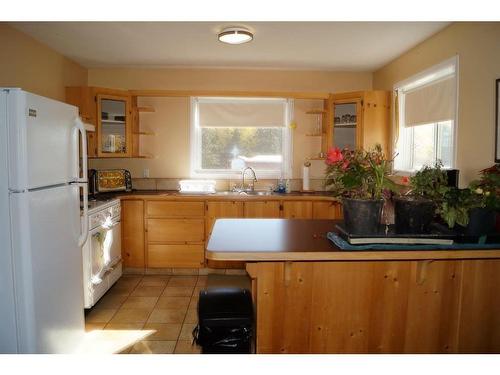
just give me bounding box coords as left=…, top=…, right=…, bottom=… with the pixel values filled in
left=82, top=198, right=122, bottom=308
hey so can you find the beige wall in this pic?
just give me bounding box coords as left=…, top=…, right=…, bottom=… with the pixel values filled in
left=89, top=97, right=332, bottom=179
left=89, top=67, right=373, bottom=178
left=88, top=67, right=371, bottom=93
left=373, top=22, right=500, bottom=185
left=0, top=23, right=87, bottom=101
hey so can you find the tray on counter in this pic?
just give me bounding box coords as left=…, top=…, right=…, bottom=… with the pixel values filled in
left=335, top=222, right=500, bottom=245
left=335, top=223, right=456, bottom=245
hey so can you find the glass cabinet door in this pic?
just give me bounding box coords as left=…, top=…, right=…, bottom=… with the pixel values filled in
left=332, top=99, right=361, bottom=150
left=97, top=94, right=131, bottom=157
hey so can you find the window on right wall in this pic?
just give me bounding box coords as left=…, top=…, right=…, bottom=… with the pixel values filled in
left=393, top=56, right=458, bottom=173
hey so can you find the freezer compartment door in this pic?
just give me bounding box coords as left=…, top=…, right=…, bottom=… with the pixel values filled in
left=5, top=89, right=80, bottom=190
left=9, top=184, right=85, bottom=353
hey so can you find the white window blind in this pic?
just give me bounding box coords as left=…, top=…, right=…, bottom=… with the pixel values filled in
left=191, top=97, right=293, bottom=179
left=393, top=56, right=458, bottom=172
left=198, top=98, right=287, bottom=128
left=404, top=75, right=456, bottom=127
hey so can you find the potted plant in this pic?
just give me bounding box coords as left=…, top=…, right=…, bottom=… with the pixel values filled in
left=394, top=162, right=448, bottom=234
left=438, top=184, right=496, bottom=236
left=438, top=187, right=475, bottom=229
left=467, top=165, right=499, bottom=235
left=324, top=144, right=396, bottom=235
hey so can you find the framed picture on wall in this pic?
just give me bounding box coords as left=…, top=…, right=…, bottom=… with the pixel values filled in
left=496, top=78, right=500, bottom=162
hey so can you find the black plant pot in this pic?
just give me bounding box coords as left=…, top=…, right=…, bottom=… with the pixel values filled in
left=342, top=198, right=383, bottom=235
left=465, top=207, right=496, bottom=236
left=394, top=197, right=435, bottom=234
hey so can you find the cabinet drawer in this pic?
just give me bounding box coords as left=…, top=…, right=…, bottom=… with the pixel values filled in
left=148, top=244, right=204, bottom=268
left=147, top=218, right=205, bottom=242
left=146, top=201, right=204, bottom=217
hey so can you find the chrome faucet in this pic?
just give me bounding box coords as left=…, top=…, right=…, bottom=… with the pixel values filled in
left=241, top=167, right=258, bottom=192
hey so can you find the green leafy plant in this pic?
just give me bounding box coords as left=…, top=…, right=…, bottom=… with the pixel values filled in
left=469, top=164, right=500, bottom=211
left=324, top=144, right=397, bottom=200
left=438, top=187, right=491, bottom=228
left=408, top=162, right=448, bottom=201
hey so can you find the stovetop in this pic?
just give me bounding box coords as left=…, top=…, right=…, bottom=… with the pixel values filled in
left=80, top=196, right=120, bottom=214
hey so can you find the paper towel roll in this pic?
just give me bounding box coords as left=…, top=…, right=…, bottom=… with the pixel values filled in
left=303, top=164, right=310, bottom=191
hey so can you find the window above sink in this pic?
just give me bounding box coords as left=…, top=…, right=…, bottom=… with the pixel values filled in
left=190, top=97, right=293, bottom=179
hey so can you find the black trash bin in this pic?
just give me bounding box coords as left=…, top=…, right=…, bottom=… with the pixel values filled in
left=193, top=287, right=254, bottom=354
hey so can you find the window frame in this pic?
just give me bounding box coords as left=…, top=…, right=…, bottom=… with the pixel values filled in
left=392, top=56, right=459, bottom=174
left=190, top=96, right=293, bottom=179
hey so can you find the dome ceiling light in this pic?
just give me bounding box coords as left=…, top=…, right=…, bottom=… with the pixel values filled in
left=218, top=27, right=253, bottom=45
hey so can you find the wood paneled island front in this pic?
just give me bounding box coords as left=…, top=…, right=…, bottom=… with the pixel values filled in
left=206, top=219, right=500, bottom=354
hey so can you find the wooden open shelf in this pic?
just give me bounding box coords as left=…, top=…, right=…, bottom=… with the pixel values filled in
left=308, top=157, right=326, bottom=161
left=135, top=154, right=155, bottom=159
left=305, top=133, right=323, bottom=137
left=133, top=131, right=155, bottom=136
left=137, top=106, right=155, bottom=113
left=306, top=109, right=327, bottom=115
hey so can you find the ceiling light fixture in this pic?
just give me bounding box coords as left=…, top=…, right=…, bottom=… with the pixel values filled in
left=218, top=27, right=253, bottom=45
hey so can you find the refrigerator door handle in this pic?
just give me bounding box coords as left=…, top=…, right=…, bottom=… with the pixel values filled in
left=77, top=182, right=89, bottom=247
left=73, top=117, right=88, bottom=183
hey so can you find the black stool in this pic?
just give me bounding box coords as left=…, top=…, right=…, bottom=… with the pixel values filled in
left=193, top=287, right=254, bottom=354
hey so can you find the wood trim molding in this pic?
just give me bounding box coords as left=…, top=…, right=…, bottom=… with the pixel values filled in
left=129, top=89, right=329, bottom=100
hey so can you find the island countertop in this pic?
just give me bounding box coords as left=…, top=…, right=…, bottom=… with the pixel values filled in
left=206, top=219, right=500, bottom=261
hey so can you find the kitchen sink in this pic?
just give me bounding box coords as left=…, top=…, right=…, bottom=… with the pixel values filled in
left=212, top=190, right=275, bottom=196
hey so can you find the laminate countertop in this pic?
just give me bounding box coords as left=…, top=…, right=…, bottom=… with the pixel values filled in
left=206, top=219, right=500, bottom=261
left=97, top=190, right=340, bottom=201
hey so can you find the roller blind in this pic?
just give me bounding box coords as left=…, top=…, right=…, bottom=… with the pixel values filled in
left=198, top=98, right=287, bottom=127
left=404, top=74, right=456, bottom=127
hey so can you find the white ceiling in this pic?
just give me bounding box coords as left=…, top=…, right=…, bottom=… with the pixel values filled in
left=11, top=22, right=450, bottom=71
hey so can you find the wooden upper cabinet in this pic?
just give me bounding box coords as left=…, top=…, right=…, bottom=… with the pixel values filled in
left=312, top=201, right=343, bottom=219
left=97, top=93, right=132, bottom=158
left=244, top=201, right=281, bottom=218
left=66, top=86, right=98, bottom=125
left=282, top=201, right=313, bottom=219
left=326, top=91, right=390, bottom=156
left=65, top=86, right=132, bottom=158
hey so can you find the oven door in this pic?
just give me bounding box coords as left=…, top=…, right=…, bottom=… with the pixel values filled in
left=90, top=217, right=121, bottom=283
left=84, top=217, right=120, bottom=306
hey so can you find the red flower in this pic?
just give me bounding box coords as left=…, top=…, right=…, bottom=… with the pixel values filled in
left=341, top=160, right=350, bottom=170
left=401, top=176, right=410, bottom=185
left=326, top=147, right=343, bottom=165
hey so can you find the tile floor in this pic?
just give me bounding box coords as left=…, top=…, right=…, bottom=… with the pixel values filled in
left=84, top=274, right=205, bottom=354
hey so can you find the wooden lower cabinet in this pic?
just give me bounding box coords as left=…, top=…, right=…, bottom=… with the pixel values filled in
left=246, top=259, right=500, bottom=353
left=206, top=201, right=245, bottom=269
left=312, top=201, right=343, bottom=219
left=147, top=218, right=204, bottom=242
left=148, top=243, right=205, bottom=268
left=244, top=201, right=281, bottom=218
left=122, top=198, right=343, bottom=270
left=121, top=200, right=145, bottom=268
left=282, top=201, right=313, bottom=219
left=206, top=201, right=244, bottom=240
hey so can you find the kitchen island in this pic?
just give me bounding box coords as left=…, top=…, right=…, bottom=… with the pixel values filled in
left=206, top=219, right=500, bottom=354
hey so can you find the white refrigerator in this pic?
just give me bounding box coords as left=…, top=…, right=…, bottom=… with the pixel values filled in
left=0, top=88, right=89, bottom=353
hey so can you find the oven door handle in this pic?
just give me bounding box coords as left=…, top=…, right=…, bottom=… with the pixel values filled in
left=102, top=220, right=120, bottom=230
